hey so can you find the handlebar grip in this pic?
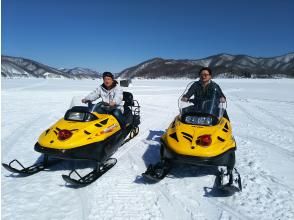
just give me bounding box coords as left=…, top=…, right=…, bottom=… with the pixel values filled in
left=87, top=101, right=93, bottom=108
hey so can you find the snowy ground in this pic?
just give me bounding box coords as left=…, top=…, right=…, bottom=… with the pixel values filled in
left=1, top=78, right=294, bottom=220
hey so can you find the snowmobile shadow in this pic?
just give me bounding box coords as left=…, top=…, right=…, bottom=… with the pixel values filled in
left=202, top=169, right=240, bottom=197
left=145, top=130, right=164, bottom=142
left=203, top=186, right=239, bottom=197
left=134, top=175, right=156, bottom=184
left=168, top=163, right=219, bottom=179
left=135, top=163, right=220, bottom=185
left=63, top=184, right=82, bottom=189
left=135, top=164, right=218, bottom=184
left=41, top=156, right=100, bottom=171
left=133, top=130, right=164, bottom=184
left=141, top=130, right=165, bottom=167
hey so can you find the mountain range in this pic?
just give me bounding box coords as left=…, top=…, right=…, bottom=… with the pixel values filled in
left=2, top=53, right=294, bottom=79
left=1, top=55, right=100, bottom=79
left=119, top=53, right=294, bottom=79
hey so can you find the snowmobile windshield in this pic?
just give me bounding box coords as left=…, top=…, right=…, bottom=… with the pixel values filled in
left=179, top=83, right=226, bottom=126
left=180, top=99, right=226, bottom=124
left=65, top=109, right=97, bottom=122
left=89, top=102, right=117, bottom=114
left=68, top=96, right=116, bottom=115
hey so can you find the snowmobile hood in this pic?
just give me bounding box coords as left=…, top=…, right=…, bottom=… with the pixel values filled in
left=162, top=116, right=236, bottom=157
left=38, top=113, right=121, bottom=150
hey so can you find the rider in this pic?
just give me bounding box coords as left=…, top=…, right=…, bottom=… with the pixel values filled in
left=82, top=71, right=125, bottom=126
left=181, top=67, right=229, bottom=120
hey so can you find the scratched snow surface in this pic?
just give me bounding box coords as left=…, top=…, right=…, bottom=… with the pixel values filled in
left=1, top=78, right=294, bottom=220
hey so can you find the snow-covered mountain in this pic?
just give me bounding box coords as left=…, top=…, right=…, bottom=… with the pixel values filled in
left=59, top=67, right=100, bottom=79
left=1, top=55, right=100, bottom=79
left=3, top=53, right=294, bottom=79
left=119, top=53, right=294, bottom=79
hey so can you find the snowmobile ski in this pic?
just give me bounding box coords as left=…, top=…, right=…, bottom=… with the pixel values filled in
left=142, top=161, right=171, bottom=182
left=214, top=168, right=242, bottom=195
left=62, top=158, right=117, bottom=186
left=2, top=156, right=60, bottom=176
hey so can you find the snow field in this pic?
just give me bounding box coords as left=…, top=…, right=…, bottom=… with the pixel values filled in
left=1, top=78, right=294, bottom=220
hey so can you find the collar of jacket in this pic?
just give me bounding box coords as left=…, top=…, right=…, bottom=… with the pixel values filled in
left=101, top=80, right=118, bottom=90
left=199, top=79, right=212, bottom=87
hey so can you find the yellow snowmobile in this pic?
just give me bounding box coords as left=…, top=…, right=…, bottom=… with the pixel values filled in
left=2, top=92, right=140, bottom=186
left=143, top=90, right=242, bottom=195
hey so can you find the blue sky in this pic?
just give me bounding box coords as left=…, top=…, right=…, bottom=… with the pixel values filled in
left=2, top=0, right=294, bottom=72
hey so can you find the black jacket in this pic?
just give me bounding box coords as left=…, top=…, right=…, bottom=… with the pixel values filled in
left=183, top=80, right=225, bottom=100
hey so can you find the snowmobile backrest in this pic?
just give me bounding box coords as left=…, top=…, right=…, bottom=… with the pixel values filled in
left=123, top=92, right=134, bottom=106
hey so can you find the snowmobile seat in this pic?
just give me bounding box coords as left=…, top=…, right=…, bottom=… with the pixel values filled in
left=122, top=92, right=133, bottom=124
left=123, top=92, right=134, bottom=107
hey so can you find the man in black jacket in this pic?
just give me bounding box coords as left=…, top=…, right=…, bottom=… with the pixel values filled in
left=181, top=67, right=229, bottom=120
left=182, top=67, right=226, bottom=101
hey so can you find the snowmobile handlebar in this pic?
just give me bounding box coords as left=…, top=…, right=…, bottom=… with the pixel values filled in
left=85, top=100, right=110, bottom=107
left=88, top=101, right=116, bottom=114
left=85, top=101, right=95, bottom=109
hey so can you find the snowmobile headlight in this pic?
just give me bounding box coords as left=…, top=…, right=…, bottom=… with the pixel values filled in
left=185, top=116, right=213, bottom=125
left=67, top=112, right=85, bottom=121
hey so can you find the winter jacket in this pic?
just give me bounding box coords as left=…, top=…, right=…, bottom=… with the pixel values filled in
left=183, top=80, right=225, bottom=100
left=84, top=81, right=123, bottom=111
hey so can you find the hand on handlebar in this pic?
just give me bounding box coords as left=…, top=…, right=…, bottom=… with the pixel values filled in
left=220, top=97, right=226, bottom=103
left=81, top=98, right=89, bottom=103
left=181, top=97, right=188, bottom=102
left=82, top=99, right=93, bottom=108
left=100, top=101, right=110, bottom=106
left=109, top=101, right=116, bottom=107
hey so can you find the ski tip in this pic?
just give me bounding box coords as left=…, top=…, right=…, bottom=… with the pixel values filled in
left=62, top=174, right=70, bottom=181
left=2, top=163, right=19, bottom=173
left=2, top=163, right=8, bottom=167
left=2, top=163, right=11, bottom=171
left=62, top=174, right=78, bottom=184
left=61, top=174, right=69, bottom=180
left=142, top=173, right=162, bottom=183
left=219, top=184, right=242, bottom=194
left=62, top=174, right=90, bottom=188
